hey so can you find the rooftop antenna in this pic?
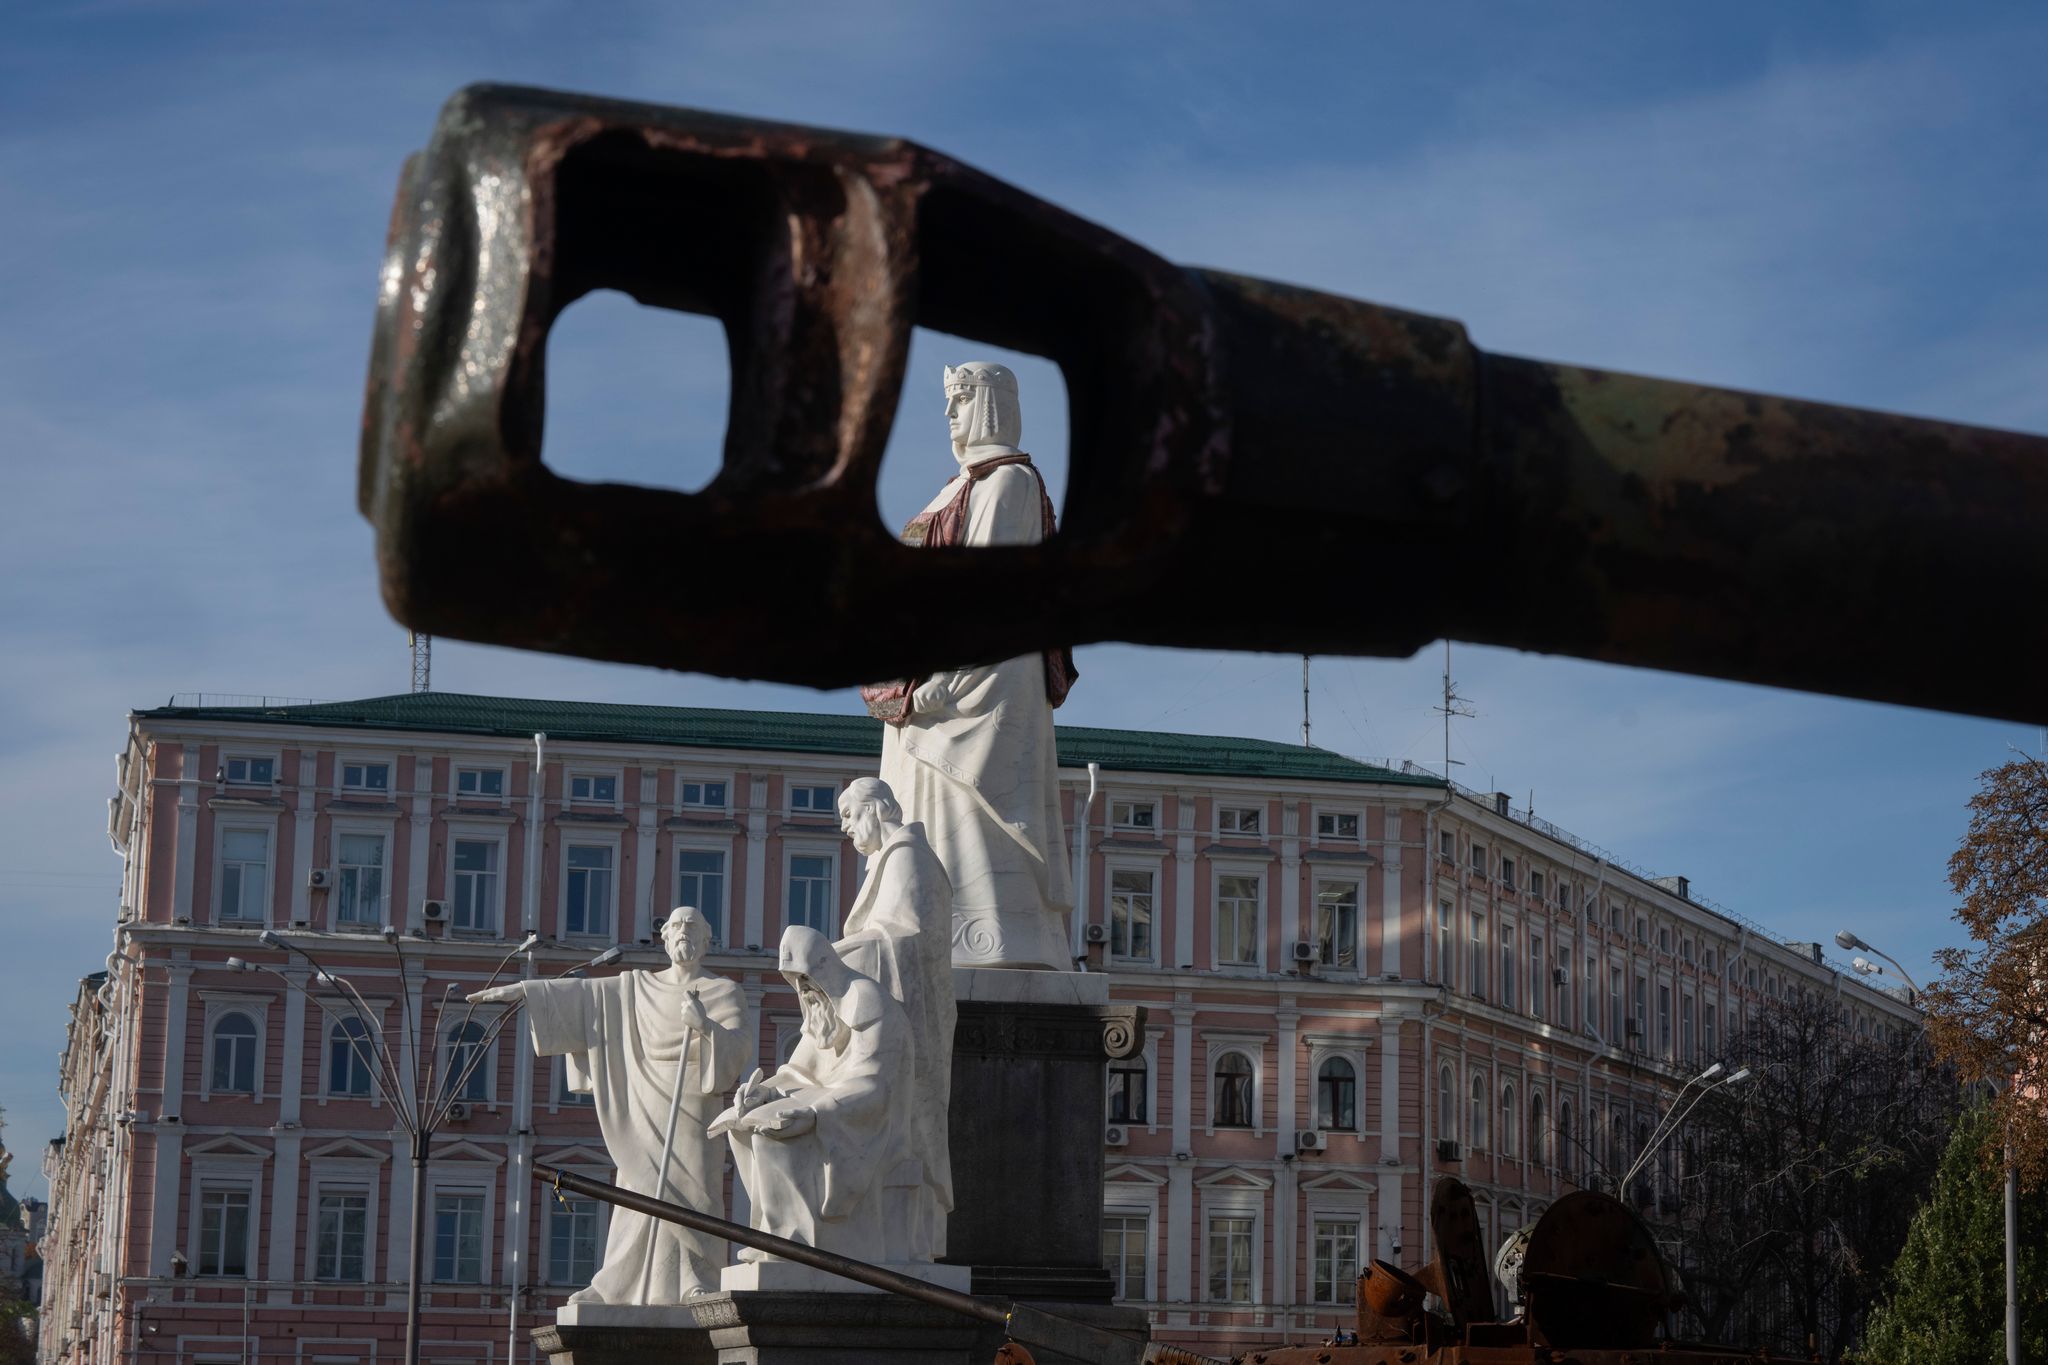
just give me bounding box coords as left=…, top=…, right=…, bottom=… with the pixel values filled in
left=1436, top=640, right=1475, bottom=783
left=1301, top=655, right=1312, bottom=748
left=409, top=630, right=431, bottom=694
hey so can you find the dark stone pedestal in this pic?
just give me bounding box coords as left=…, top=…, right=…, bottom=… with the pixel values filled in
left=537, top=1294, right=1004, bottom=1364
left=944, top=971, right=1146, bottom=1304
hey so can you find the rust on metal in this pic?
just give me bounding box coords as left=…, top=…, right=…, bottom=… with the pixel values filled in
left=361, top=85, right=2048, bottom=722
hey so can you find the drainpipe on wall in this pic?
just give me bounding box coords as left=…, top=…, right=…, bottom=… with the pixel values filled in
left=524, top=734, right=546, bottom=934
left=1070, top=763, right=1101, bottom=962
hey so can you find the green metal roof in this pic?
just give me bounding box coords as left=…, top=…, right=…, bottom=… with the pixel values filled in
left=138, top=692, right=1441, bottom=789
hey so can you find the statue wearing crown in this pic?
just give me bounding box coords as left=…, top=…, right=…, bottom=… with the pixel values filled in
left=861, top=362, right=1077, bottom=970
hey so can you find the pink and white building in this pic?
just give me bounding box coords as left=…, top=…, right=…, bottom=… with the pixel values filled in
left=38, top=691, right=1917, bottom=1364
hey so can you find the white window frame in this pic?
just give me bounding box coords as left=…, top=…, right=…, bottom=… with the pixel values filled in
left=213, top=822, right=274, bottom=926
left=425, top=1177, right=495, bottom=1285
left=543, top=1182, right=610, bottom=1288
left=1198, top=1188, right=1266, bottom=1306
left=1309, top=874, right=1364, bottom=974
left=199, top=995, right=270, bottom=1101
left=560, top=830, right=623, bottom=941
left=305, top=1168, right=381, bottom=1284
left=330, top=816, right=395, bottom=931
left=439, top=1009, right=504, bottom=1106
left=549, top=1056, right=596, bottom=1111
left=1499, top=918, right=1518, bottom=1011
left=1211, top=863, right=1266, bottom=971
left=1308, top=1210, right=1365, bottom=1305
left=337, top=754, right=394, bottom=796
left=1438, top=1062, right=1458, bottom=1144
left=1100, top=1205, right=1154, bottom=1303
left=1204, top=1038, right=1264, bottom=1135
left=1105, top=1033, right=1161, bottom=1132
left=1307, top=1044, right=1365, bottom=1133
left=1500, top=1080, right=1518, bottom=1159
left=784, top=776, right=841, bottom=819
left=783, top=841, right=841, bottom=938
left=1312, top=806, right=1363, bottom=845
left=673, top=839, right=733, bottom=949
left=446, top=824, right=508, bottom=938
left=566, top=768, right=623, bottom=808
left=675, top=772, right=732, bottom=814
left=1468, top=1068, right=1489, bottom=1151
left=221, top=752, right=279, bottom=787
left=452, top=763, right=509, bottom=803
left=316, top=1001, right=391, bottom=1104
left=1104, top=855, right=1163, bottom=967
left=188, top=1164, right=263, bottom=1278
left=1215, top=803, right=1264, bottom=838
left=1109, top=796, right=1160, bottom=834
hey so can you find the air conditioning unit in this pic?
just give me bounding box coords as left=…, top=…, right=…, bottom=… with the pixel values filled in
left=1552, top=966, right=1570, bottom=986
left=173, top=914, right=191, bottom=925
left=1105, top=1124, right=1129, bottom=1147
left=1292, top=941, right=1318, bottom=964
left=1436, top=1139, right=1462, bottom=1162
left=445, top=1102, right=471, bottom=1122
left=1084, top=924, right=1108, bottom=945
left=1295, top=1129, right=1327, bottom=1154
left=307, top=868, right=333, bottom=890
left=422, top=899, right=449, bottom=922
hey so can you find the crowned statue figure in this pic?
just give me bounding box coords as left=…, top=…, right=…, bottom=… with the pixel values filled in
left=861, top=362, right=1078, bottom=970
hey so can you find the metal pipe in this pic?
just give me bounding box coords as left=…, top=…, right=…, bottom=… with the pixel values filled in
left=531, top=1163, right=1172, bottom=1365
left=406, top=1132, right=430, bottom=1365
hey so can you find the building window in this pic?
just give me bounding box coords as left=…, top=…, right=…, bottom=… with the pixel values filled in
left=329, top=1017, right=375, bottom=1096
left=1205, top=1216, right=1254, bottom=1303
left=1501, top=855, right=1517, bottom=888
left=1311, top=1217, right=1360, bottom=1305
left=1102, top=1214, right=1149, bottom=1301
left=788, top=783, right=837, bottom=815
left=1530, top=933, right=1545, bottom=1021
left=335, top=833, right=386, bottom=926
left=1608, top=967, right=1623, bottom=1042
left=1635, top=914, right=1648, bottom=944
left=1468, top=913, right=1487, bottom=999
left=1111, top=799, right=1157, bottom=832
left=1218, top=805, right=1261, bottom=836
left=1470, top=842, right=1486, bottom=874
left=455, top=767, right=504, bottom=798
left=1558, top=1099, right=1575, bottom=1178
left=1316, top=1057, right=1357, bottom=1131
left=432, top=1190, right=486, bottom=1283
left=1439, top=830, right=1454, bottom=860
left=1529, top=1091, right=1547, bottom=1166
left=341, top=761, right=390, bottom=793
left=676, top=849, right=727, bottom=946
left=451, top=839, right=500, bottom=934
left=556, top=1064, right=594, bottom=1107
left=1438, top=1065, right=1457, bottom=1141
left=1500, top=1082, right=1517, bottom=1158
left=1681, top=996, right=1695, bottom=1063
left=197, top=1186, right=252, bottom=1276
left=680, top=779, right=728, bottom=810
left=443, top=1021, right=489, bottom=1102
left=1659, top=926, right=1671, bottom=952
left=1705, top=1003, right=1718, bottom=1056
left=1215, top=874, right=1261, bottom=967
left=1108, top=1056, right=1148, bottom=1124
left=1316, top=810, right=1360, bottom=840
left=548, top=1197, right=601, bottom=1286
left=1529, top=870, right=1544, bottom=899
left=1658, top=985, right=1673, bottom=1055
left=1469, top=1072, right=1489, bottom=1151
left=1610, top=903, right=1624, bottom=933
left=1437, top=900, right=1456, bottom=990
left=569, top=773, right=617, bottom=803
left=209, top=1011, right=258, bottom=1094
left=1109, top=868, right=1155, bottom=963
left=1681, top=937, right=1694, bottom=963
left=313, top=1190, right=369, bottom=1281
left=564, top=844, right=614, bottom=938
left=1212, top=1052, right=1254, bottom=1128
left=787, top=854, right=835, bottom=934
left=223, top=756, right=274, bottom=786
left=1634, top=976, right=1648, bottom=1040
left=1314, top=880, right=1358, bottom=970
left=217, top=828, right=269, bottom=922
left=1499, top=924, right=1517, bottom=1010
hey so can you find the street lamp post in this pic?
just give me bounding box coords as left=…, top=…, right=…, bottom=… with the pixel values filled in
left=1620, top=1062, right=1750, bottom=1205
left=230, top=927, right=622, bottom=1365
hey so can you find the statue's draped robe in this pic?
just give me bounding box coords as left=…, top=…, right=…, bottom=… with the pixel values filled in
left=523, top=970, right=747, bottom=1301
left=879, top=457, right=1075, bottom=967
left=834, top=822, right=955, bottom=1260
left=727, top=979, right=910, bottom=1258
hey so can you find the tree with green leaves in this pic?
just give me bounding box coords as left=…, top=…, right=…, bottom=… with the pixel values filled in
left=1856, top=1104, right=2048, bottom=1364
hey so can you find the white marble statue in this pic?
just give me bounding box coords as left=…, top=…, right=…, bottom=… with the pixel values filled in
left=860, top=361, right=1077, bottom=970
left=831, top=777, right=954, bottom=1263
left=714, top=925, right=912, bottom=1263
left=468, top=906, right=747, bottom=1302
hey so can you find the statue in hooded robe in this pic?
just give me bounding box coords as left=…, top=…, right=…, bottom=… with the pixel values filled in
left=860, top=361, right=1078, bottom=970
left=468, top=905, right=747, bottom=1302
left=714, top=925, right=912, bottom=1262
left=830, top=776, right=954, bottom=1263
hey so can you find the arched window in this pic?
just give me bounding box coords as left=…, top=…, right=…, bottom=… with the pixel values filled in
left=1212, top=1052, right=1254, bottom=1128
left=1528, top=1091, right=1547, bottom=1167
left=1500, top=1083, right=1517, bottom=1158
left=1557, top=1099, right=1574, bottom=1179
left=1316, top=1057, right=1357, bottom=1132
left=1469, top=1071, right=1489, bottom=1151
left=211, top=1011, right=258, bottom=1094
left=443, top=1021, right=489, bottom=1102
left=1633, top=1117, right=1653, bottom=1201
left=1611, top=1111, right=1627, bottom=1174
left=1438, top=1065, right=1456, bottom=1142
left=329, top=1016, right=375, bottom=1096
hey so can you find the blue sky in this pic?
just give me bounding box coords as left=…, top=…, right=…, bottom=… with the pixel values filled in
left=4, top=2, right=2045, bottom=1195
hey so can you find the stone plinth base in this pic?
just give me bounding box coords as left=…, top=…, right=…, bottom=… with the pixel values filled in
left=945, top=970, right=1144, bottom=1302
left=541, top=1292, right=1006, bottom=1364
left=719, top=1258, right=973, bottom=1294
left=537, top=1313, right=716, bottom=1365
